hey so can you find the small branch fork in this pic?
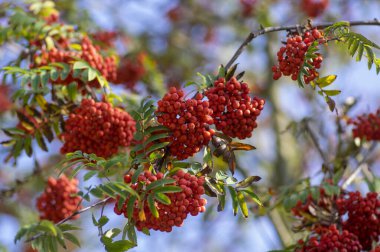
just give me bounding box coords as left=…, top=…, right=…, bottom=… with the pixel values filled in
left=224, top=19, right=380, bottom=70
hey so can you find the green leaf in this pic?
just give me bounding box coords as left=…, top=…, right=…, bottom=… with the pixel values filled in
left=155, top=193, right=171, bottom=205
left=146, top=178, right=175, bottom=191
left=73, top=61, right=90, bottom=70
left=323, top=90, right=341, bottom=96
left=237, top=191, right=249, bottom=218
left=63, top=232, right=81, bottom=247
left=217, top=193, right=226, bottom=212
left=365, top=46, right=374, bottom=69
left=84, top=170, right=97, bottom=181
left=315, top=75, right=337, bottom=88
left=105, top=240, right=135, bottom=252
left=88, top=68, right=97, bottom=81
left=228, top=186, right=238, bottom=216
left=14, top=227, right=29, bottom=243
left=153, top=185, right=182, bottom=194
left=126, top=196, right=137, bottom=220
left=241, top=189, right=263, bottom=207
left=40, top=220, right=58, bottom=236
left=35, top=130, right=48, bottom=151
left=147, top=194, right=159, bottom=218
left=235, top=176, right=261, bottom=189
left=105, top=228, right=121, bottom=239
left=126, top=224, right=137, bottom=245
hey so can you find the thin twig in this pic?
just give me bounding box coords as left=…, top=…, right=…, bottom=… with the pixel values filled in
left=342, top=142, right=377, bottom=189
left=303, top=120, right=329, bottom=165
left=225, top=19, right=380, bottom=70
left=25, top=197, right=112, bottom=243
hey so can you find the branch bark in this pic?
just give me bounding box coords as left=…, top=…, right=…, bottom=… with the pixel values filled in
left=225, top=19, right=380, bottom=70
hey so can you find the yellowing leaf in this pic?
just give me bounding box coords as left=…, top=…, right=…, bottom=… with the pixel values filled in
left=315, top=75, right=337, bottom=88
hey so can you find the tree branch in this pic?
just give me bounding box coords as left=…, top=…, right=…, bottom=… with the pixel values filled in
left=225, top=19, right=380, bottom=70
left=25, top=197, right=112, bottom=243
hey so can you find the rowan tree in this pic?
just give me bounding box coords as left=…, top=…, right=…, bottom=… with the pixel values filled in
left=0, top=1, right=379, bottom=252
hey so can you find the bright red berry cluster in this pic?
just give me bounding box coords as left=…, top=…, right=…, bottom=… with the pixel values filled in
left=296, top=225, right=362, bottom=252
left=349, top=109, right=380, bottom=141
left=91, top=31, right=118, bottom=48
left=0, top=85, right=11, bottom=113
left=36, top=175, right=82, bottom=223
left=272, top=28, right=325, bottom=83
left=240, top=0, right=256, bottom=17
left=156, top=87, right=214, bottom=160
left=301, top=0, right=329, bottom=18
left=60, top=99, right=136, bottom=158
left=114, top=170, right=207, bottom=232
left=205, top=77, right=265, bottom=139
left=336, top=192, right=380, bottom=250
left=34, top=37, right=117, bottom=88
left=114, top=54, right=146, bottom=90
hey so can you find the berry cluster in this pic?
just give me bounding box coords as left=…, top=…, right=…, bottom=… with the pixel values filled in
left=301, top=0, right=329, bottom=18
left=205, top=77, right=265, bottom=139
left=272, top=28, right=325, bottom=83
left=34, top=37, right=117, bottom=88
left=114, top=54, right=146, bottom=90
left=291, top=188, right=337, bottom=229
left=166, top=6, right=182, bottom=23
left=296, top=225, right=362, bottom=252
left=0, top=85, right=11, bottom=113
left=91, top=31, right=118, bottom=48
left=240, top=0, right=256, bottom=17
left=336, top=192, right=380, bottom=250
left=60, top=99, right=136, bottom=158
left=349, top=109, right=380, bottom=141
left=156, top=87, right=214, bottom=160
left=36, top=175, right=82, bottom=223
left=114, top=170, right=207, bottom=232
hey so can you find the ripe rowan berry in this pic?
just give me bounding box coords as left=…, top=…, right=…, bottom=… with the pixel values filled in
left=205, top=77, right=264, bottom=139
left=156, top=87, right=214, bottom=160
left=272, top=28, right=325, bottom=84
left=336, top=192, right=380, bottom=250
left=114, top=170, right=207, bottom=232
left=36, top=174, right=82, bottom=223
left=33, top=37, right=117, bottom=89
left=301, top=0, right=329, bottom=18
left=349, top=109, right=380, bottom=141
left=60, top=99, right=136, bottom=158
left=114, top=53, right=146, bottom=90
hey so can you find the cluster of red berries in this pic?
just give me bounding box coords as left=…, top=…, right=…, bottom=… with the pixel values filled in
left=34, top=37, right=117, bottom=88
left=336, top=192, right=380, bottom=250
left=114, top=54, right=146, bottom=90
left=156, top=87, right=214, bottom=160
left=296, top=225, right=362, bottom=252
left=36, top=175, right=82, bottom=223
left=301, top=0, right=329, bottom=18
left=240, top=0, right=256, bottom=17
left=291, top=188, right=334, bottom=218
left=272, top=28, right=325, bottom=83
left=91, top=31, right=118, bottom=48
left=60, top=99, right=136, bottom=158
left=349, top=109, right=380, bottom=141
left=114, top=170, right=207, bottom=232
left=205, top=77, right=265, bottom=139
left=166, top=6, right=182, bottom=23
left=0, top=85, right=11, bottom=113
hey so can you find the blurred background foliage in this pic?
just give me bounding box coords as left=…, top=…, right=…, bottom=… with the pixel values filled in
left=0, top=0, right=379, bottom=251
